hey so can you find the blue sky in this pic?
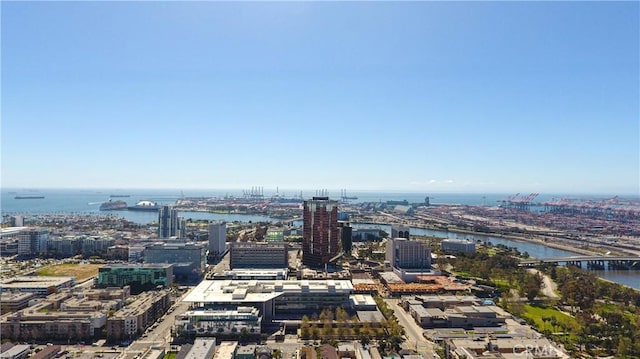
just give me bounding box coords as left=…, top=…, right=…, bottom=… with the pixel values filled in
left=1, top=1, right=638, bottom=194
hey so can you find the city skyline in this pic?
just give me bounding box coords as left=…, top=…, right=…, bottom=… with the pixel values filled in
left=1, top=1, right=638, bottom=194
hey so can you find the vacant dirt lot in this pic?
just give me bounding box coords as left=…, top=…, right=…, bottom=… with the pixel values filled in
left=37, top=263, right=102, bottom=281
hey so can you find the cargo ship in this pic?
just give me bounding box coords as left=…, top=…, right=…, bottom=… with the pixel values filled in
left=100, top=200, right=128, bottom=211
left=128, top=200, right=160, bottom=211
left=15, top=195, right=45, bottom=199
left=110, top=194, right=131, bottom=198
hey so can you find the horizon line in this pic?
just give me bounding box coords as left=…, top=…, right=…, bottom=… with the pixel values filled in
left=1, top=186, right=638, bottom=197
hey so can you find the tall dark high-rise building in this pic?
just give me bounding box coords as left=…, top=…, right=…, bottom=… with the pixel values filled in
left=302, top=196, right=339, bottom=268
left=158, top=206, right=178, bottom=238
left=338, top=212, right=352, bottom=254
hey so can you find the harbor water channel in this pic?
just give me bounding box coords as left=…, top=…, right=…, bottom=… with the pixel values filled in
left=352, top=223, right=640, bottom=290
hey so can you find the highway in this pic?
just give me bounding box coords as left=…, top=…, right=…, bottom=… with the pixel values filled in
left=520, top=255, right=640, bottom=265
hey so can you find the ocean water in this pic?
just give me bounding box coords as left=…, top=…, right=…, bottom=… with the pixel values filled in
left=3, top=187, right=631, bottom=215
left=0, top=188, right=278, bottom=223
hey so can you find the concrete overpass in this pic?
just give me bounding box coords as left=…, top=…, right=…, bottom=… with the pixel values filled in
left=520, top=255, right=640, bottom=270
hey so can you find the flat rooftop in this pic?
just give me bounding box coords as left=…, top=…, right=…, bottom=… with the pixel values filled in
left=1, top=276, right=74, bottom=289
left=184, top=338, right=216, bottom=359
left=184, top=279, right=353, bottom=303
left=213, top=342, right=237, bottom=359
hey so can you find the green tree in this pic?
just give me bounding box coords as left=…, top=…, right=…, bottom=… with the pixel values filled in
left=360, top=334, right=370, bottom=347
left=300, top=315, right=310, bottom=340
left=310, top=324, right=320, bottom=341
left=389, top=335, right=403, bottom=352
left=239, top=327, right=249, bottom=343
left=520, top=272, right=542, bottom=302
left=321, top=319, right=333, bottom=337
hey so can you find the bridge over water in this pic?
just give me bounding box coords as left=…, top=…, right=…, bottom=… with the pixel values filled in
left=520, top=255, right=640, bottom=270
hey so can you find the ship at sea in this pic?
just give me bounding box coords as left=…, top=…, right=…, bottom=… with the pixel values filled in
left=100, top=200, right=128, bottom=211
left=110, top=194, right=131, bottom=198
left=128, top=200, right=160, bottom=211
left=15, top=195, right=45, bottom=199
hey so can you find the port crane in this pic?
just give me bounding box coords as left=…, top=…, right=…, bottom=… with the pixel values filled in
left=499, top=192, right=538, bottom=211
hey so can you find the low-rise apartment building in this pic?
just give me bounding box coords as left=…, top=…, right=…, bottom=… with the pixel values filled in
left=106, top=289, right=170, bottom=341
left=0, top=292, right=37, bottom=313
left=0, top=286, right=132, bottom=342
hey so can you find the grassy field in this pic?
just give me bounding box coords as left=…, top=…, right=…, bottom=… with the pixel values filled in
left=521, top=304, right=580, bottom=333
left=36, top=263, right=102, bottom=281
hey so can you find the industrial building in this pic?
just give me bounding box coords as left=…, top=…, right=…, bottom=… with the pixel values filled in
left=229, top=242, right=288, bottom=269
left=302, top=197, right=339, bottom=268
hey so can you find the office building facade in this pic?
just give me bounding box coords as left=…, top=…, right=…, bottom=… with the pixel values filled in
left=97, top=264, right=174, bottom=294
left=302, top=197, right=339, bottom=268
left=17, top=228, right=49, bottom=258
left=81, top=236, right=115, bottom=257
left=441, top=239, right=476, bottom=254
left=338, top=221, right=352, bottom=253
left=178, top=217, right=187, bottom=238
left=386, top=238, right=431, bottom=269
left=208, top=221, right=227, bottom=258
left=144, top=243, right=206, bottom=283
left=229, top=242, right=288, bottom=269
left=158, top=206, right=178, bottom=238
left=183, top=279, right=354, bottom=323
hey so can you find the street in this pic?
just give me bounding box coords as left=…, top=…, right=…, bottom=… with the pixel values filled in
left=384, top=298, right=439, bottom=358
